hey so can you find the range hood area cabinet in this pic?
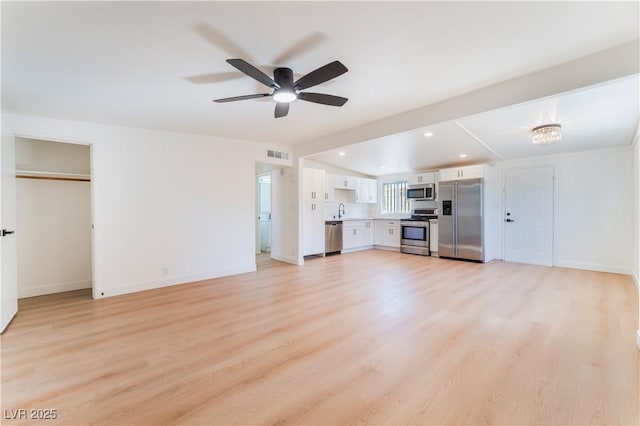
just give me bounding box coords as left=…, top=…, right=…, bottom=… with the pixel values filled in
left=408, top=172, right=436, bottom=186
left=334, top=175, right=357, bottom=190
left=437, top=164, right=502, bottom=262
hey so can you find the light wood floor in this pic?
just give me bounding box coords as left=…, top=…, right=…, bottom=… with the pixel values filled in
left=2, top=251, right=638, bottom=425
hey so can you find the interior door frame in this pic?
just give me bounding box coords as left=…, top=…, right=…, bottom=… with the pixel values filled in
left=12, top=132, right=96, bottom=298
left=502, top=165, right=555, bottom=266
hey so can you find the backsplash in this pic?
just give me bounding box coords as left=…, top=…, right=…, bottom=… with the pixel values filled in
left=325, top=190, right=376, bottom=220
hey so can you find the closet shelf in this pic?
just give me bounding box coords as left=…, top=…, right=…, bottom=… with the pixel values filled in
left=15, top=170, right=91, bottom=182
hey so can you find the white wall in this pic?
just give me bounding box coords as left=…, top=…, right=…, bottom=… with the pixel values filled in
left=4, top=113, right=292, bottom=298
left=16, top=137, right=90, bottom=174
left=17, top=179, right=92, bottom=297
left=498, top=147, right=633, bottom=274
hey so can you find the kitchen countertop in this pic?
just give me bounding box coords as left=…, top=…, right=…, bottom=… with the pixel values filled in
left=326, top=217, right=410, bottom=221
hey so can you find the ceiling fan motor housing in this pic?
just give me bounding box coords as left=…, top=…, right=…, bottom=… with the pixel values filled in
left=274, top=67, right=294, bottom=89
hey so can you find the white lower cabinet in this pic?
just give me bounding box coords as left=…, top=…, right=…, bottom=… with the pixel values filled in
left=343, top=221, right=366, bottom=250
left=374, top=220, right=401, bottom=248
left=342, top=220, right=375, bottom=252
left=303, top=202, right=324, bottom=256
left=364, top=220, right=374, bottom=246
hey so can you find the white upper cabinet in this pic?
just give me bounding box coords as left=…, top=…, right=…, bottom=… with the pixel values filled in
left=324, top=174, right=335, bottom=202
left=303, top=168, right=326, bottom=201
left=355, top=177, right=378, bottom=204
left=334, top=175, right=357, bottom=190
left=408, top=172, right=436, bottom=186
left=438, top=165, right=485, bottom=182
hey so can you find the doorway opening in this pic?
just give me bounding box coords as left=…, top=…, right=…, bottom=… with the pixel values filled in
left=257, top=173, right=272, bottom=255
left=15, top=137, right=93, bottom=299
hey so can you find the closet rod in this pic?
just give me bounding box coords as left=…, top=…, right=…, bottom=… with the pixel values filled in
left=16, top=175, right=91, bottom=182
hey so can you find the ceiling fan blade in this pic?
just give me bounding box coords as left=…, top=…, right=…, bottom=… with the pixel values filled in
left=294, top=61, right=348, bottom=90
left=298, top=92, right=348, bottom=107
left=272, top=32, right=328, bottom=64
left=275, top=103, right=289, bottom=118
left=227, top=59, right=279, bottom=89
left=185, top=72, right=245, bottom=84
left=194, top=23, right=255, bottom=62
left=213, top=93, right=271, bottom=103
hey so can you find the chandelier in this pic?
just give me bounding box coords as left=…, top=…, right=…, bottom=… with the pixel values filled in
left=531, top=124, right=562, bottom=145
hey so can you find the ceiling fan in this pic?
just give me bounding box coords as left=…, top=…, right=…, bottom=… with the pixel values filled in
left=213, top=59, right=348, bottom=118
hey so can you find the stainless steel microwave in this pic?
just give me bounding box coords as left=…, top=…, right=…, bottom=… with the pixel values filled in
left=407, top=184, right=435, bottom=201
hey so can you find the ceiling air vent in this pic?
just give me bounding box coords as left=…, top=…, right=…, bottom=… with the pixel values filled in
left=267, top=149, right=289, bottom=160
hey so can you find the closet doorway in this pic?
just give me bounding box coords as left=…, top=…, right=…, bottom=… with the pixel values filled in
left=15, top=137, right=93, bottom=299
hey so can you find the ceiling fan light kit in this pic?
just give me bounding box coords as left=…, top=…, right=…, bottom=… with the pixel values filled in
left=213, top=59, right=348, bottom=118
left=531, top=124, right=562, bottom=145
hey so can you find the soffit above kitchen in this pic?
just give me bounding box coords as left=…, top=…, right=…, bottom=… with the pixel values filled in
left=308, top=75, right=640, bottom=176
left=2, top=1, right=638, bottom=146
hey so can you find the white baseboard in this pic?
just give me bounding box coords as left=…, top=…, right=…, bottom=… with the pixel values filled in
left=19, top=280, right=92, bottom=298
left=633, top=271, right=639, bottom=291
left=270, top=253, right=299, bottom=265
left=553, top=261, right=632, bottom=275
left=94, top=264, right=256, bottom=299
left=341, top=245, right=374, bottom=254
left=373, top=245, right=400, bottom=252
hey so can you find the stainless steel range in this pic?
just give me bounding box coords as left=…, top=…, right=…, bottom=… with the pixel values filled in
left=400, top=208, right=438, bottom=256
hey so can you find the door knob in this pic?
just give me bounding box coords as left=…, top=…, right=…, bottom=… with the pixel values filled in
left=2, top=229, right=15, bottom=237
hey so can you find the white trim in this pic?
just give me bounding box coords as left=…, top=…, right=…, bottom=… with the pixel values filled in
left=374, top=245, right=401, bottom=252
left=341, top=245, right=374, bottom=254
left=269, top=253, right=299, bottom=265
left=630, top=117, right=639, bottom=149
left=553, top=261, right=631, bottom=275
left=12, top=132, right=92, bottom=146
left=633, top=271, right=639, bottom=291
left=636, top=330, right=640, bottom=351
left=455, top=122, right=505, bottom=160
left=94, top=265, right=256, bottom=298
left=19, top=280, right=92, bottom=298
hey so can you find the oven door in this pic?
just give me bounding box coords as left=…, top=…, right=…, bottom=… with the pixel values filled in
left=400, top=222, right=429, bottom=247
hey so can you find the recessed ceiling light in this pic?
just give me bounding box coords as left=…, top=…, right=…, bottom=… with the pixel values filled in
left=380, top=166, right=386, bottom=169
left=424, top=132, right=433, bottom=138
left=459, top=154, right=467, bottom=158
left=338, top=151, right=346, bottom=156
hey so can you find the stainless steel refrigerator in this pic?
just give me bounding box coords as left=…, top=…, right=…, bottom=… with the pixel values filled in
left=438, top=178, right=484, bottom=261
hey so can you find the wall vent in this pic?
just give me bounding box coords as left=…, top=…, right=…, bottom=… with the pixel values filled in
left=267, top=149, right=289, bottom=160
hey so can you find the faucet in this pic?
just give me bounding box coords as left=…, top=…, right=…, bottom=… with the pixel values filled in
left=338, top=203, right=345, bottom=219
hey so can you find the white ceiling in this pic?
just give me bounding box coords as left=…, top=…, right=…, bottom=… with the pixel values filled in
left=309, top=76, right=640, bottom=176
left=2, top=1, right=639, bottom=149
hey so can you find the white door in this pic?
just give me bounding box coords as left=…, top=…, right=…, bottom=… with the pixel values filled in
left=504, top=167, right=553, bottom=266
left=1, top=125, right=18, bottom=332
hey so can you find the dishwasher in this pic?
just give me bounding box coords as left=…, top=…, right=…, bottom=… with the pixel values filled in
left=325, top=221, right=343, bottom=255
